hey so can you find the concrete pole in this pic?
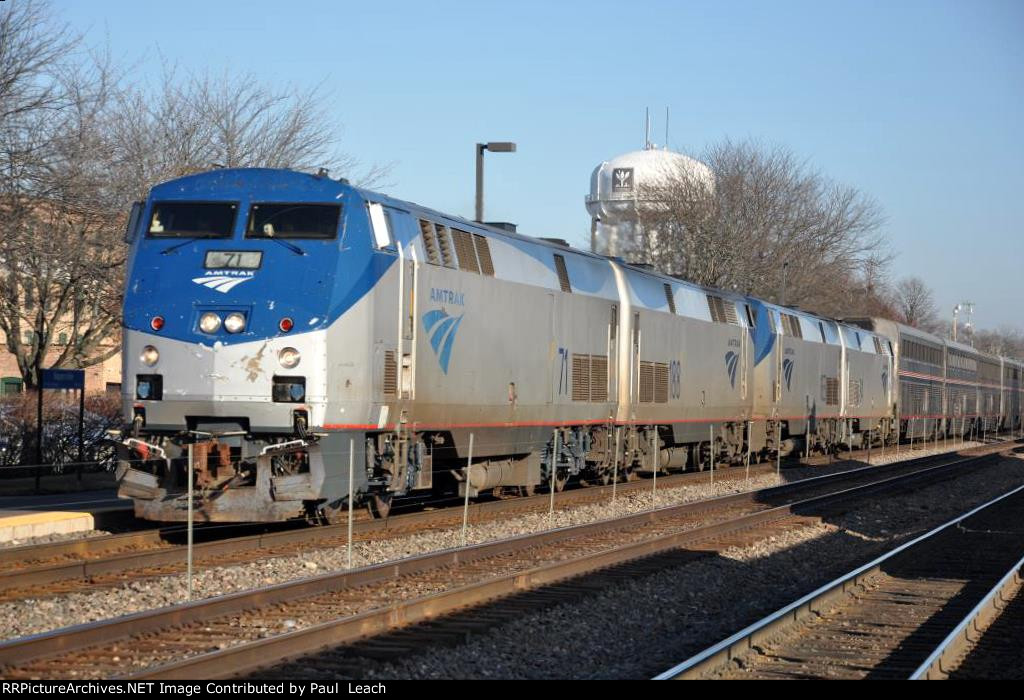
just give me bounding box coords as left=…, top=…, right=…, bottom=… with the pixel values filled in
left=549, top=429, right=558, bottom=516
left=745, top=420, right=752, bottom=483
left=651, top=429, right=658, bottom=505
left=612, top=426, right=621, bottom=504
left=461, top=433, right=474, bottom=546
left=347, top=439, right=355, bottom=569
left=187, top=441, right=194, bottom=602
left=776, top=421, right=781, bottom=476
left=709, top=424, right=714, bottom=488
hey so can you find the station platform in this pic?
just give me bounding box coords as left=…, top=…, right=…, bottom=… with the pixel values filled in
left=0, top=490, right=132, bottom=543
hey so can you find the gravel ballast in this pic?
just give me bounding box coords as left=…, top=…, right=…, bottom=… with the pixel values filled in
left=0, top=529, right=112, bottom=550
left=322, top=453, right=1024, bottom=680
left=0, top=439, right=998, bottom=642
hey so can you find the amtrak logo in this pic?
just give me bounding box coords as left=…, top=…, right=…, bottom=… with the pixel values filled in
left=192, top=272, right=253, bottom=294
left=725, top=351, right=739, bottom=389
left=422, top=308, right=464, bottom=374
left=782, top=358, right=795, bottom=392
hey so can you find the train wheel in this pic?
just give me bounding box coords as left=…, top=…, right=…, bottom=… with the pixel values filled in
left=366, top=492, right=393, bottom=519
left=693, top=441, right=708, bottom=471
left=519, top=484, right=536, bottom=497
left=545, top=471, right=568, bottom=492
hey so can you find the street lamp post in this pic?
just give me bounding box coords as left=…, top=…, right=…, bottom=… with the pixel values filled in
left=475, top=141, right=516, bottom=222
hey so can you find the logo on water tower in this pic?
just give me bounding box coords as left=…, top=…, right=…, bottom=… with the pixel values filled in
left=612, top=168, right=634, bottom=192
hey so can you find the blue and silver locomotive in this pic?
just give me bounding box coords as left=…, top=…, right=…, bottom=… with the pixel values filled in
left=115, top=168, right=1021, bottom=522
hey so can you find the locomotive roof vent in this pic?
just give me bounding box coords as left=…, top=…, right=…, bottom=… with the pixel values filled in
left=540, top=237, right=571, bottom=247
left=485, top=221, right=517, bottom=233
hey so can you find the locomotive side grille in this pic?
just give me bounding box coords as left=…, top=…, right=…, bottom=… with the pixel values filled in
left=654, top=362, right=669, bottom=403
left=707, top=294, right=725, bottom=323
left=848, top=378, right=863, bottom=407
left=436, top=224, right=456, bottom=268
left=419, top=220, right=440, bottom=265
left=723, top=299, right=739, bottom=325
left=474, top=234, right=495, bottom=276
left=553, top=254, right=572, bottom=293
left=639, top=361, right=655, bottom=403
left=452, top=228, right=480, bottom=273
left=572, top=354, right=590, bottom=401
left=590, top=355, right=609, bottom=402
left=707, top=294, right=738, bottom=324
left=821, top=375, right=840, bottom=406
left=663, top=283, right=676, bottom=314
left=383, top=350, right=398, bottom=395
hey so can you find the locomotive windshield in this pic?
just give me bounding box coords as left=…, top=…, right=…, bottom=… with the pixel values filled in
left=245, top=203, right=340, bottom=239
left=147, top=202, right=237, bottom=237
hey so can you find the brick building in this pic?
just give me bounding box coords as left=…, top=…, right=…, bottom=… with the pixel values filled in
left=0, top=333, right=122, bottom=396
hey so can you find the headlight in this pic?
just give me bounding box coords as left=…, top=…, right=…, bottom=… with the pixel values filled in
left=224, top=312, right=246, bottom=334
left=140, top=345, right=159, bottom=366
left=278, top=347, right=301, bottom=369
left=199, top=312, right=222, bottom=334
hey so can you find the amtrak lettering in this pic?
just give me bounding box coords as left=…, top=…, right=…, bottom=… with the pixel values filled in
left=192, top=270, right=255, bottom=294
left=429, top=288, right=465, bottom=306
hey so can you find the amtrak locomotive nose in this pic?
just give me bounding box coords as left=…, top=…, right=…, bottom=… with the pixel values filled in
left=118, top=169, right=378, bottom=521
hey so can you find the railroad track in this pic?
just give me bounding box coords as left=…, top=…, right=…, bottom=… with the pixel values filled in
left=0, top=443, right=1009, bottom=680
left=0, top=464, right=783, bottom=602
left=654, top=480, right=1024, bottom=680
left=916, top=548, right=1024, bottom=680
left=0, top=435, right=1008, bottom=603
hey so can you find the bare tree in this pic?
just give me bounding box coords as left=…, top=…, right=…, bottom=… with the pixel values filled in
left=974, top=326, right=1024, bottom=358
left=0, top=2, right=387, bottom=389
left=0, top=38, right=125, bottom=387
left=638, top=139, right=889, bottom=318
left=894, top=276, right=938, bottom=329
left=108, top=66, right=390, bottom=197
left=0, top=0, right=76, bottom=123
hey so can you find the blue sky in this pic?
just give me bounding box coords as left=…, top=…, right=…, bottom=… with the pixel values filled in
left=60, top=0, right=1024, bottom=330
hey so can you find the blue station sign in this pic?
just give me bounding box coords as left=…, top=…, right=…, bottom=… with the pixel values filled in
left=40, top=369, right=85, bottom=390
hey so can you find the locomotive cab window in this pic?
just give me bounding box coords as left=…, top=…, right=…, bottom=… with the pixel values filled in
left=246, top=203, right=341, bottom=239
left=147, top=202, right=237, bottom=238
left=367, top=203, right=395, bottom=250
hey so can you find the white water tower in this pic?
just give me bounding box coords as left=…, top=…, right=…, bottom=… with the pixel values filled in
left=585, top=131, right=713, bottom=265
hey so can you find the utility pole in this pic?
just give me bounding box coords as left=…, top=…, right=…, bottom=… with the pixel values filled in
left=474, top=142, right=516, bottom=222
